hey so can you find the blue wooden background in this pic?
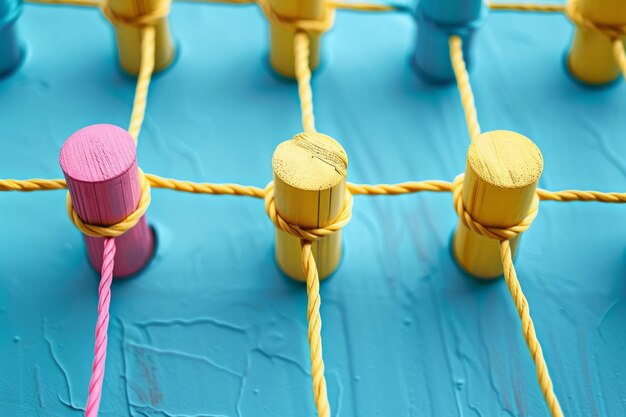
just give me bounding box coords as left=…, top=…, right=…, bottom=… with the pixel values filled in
left=1, top=1, right=625, bottom=416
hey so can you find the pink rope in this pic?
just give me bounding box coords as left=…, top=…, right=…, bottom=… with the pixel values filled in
left=85, top=237, right=116, bottom=417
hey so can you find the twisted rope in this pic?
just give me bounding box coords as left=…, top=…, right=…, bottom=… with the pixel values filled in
left=452, top=175, right=539, bottom=240
left=0, top=178, right=67, bottom=191
left=146, top=173, right=266, bottom=198
left=128, top=26, right=156, bottom=143
left=348, top=180, right=453, bottom=195
left=453, top=175, right=562, bottom=417
left=500, top=240, right=564, bottom=417
left=85, top=237, right=116, bottom=417
left=264, top=183, right=352, bottom=241
left=301, top=240, right=331, bottom=417
left=256, top=0, right=335, bottom=33
left=449, top=36, right=481, bottom=143
left=66, top=170, right=151, bottom=238
left=294, top=31, right=317, bottom=134
left=538, top=187, right=626, bottom=203
left=488, top=3, right=565, bottom=12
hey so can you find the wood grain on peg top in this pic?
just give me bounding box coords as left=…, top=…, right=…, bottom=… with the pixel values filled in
left=60, top=124, right=154, bottom=277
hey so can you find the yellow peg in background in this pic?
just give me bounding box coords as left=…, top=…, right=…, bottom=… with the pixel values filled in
left=105, top=0, right=175, bottom=74
left=272, top=132, right=347, bottom=281
left=567, top=0, right=626, bottom=85
left=267, top=0, right=323, bottom=78
left=453, top=131, right=543, bottom=279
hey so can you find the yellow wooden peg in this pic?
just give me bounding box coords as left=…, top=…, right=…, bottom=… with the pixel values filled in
left=106, top=0, right=175, bottom=74
left=453, top=130, right=543, bottom=279
left=272, top=132, right=348, bottom=281
left=567, top=0, right=626, bottom=85
left=267, top=0, right=323, bottom=78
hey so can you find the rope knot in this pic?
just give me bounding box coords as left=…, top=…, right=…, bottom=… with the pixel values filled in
left=264, top=182, right=352, bottom=241
left=566, top=0, right=626, bottom=40
left=101, top=0, right=171, bottom=28
left=452, top=174, right=539, bottom=241
left=256, top=0, right=335, bottom=33
left=67, top=168, right=151, bottom=238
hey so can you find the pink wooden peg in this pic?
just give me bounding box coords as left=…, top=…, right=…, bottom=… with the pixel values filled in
left=60, top=124, right=154, bottom=277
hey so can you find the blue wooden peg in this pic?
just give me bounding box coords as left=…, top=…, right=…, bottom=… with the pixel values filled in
left=0, top=0, right=22, bottom=76
left=414, top=0, right=487, bottom=83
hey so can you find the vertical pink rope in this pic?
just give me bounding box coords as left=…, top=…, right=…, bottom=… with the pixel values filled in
left=85, top=237, right=116, bottom=417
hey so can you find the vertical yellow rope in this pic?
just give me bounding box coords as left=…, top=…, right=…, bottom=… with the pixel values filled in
left=128, top=26, right=156, bottom=144
left=499, top=240, right=564, bottom=417
left=613, top=38, right=626, bottom=82
left=449, top=35, right=481, bottom=142
left=300, top=240, right=331, bottom=417
left=294, top=31, right=317, bottom=134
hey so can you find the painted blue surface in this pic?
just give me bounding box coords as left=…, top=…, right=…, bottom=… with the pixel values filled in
left=0, top=0, right=22, bottom=75
left=1, top=2, right=626, bottom=417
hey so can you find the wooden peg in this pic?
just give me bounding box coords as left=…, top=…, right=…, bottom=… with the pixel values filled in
left=60, top=124, right=154, bottom=277
left=568, top=0, right=626, bottom=84
left=0, top=0, right=22, bottom=76
left=414, top=0, right=486, bottom=82
left=267, top=0, right=322, bottom=78
left=453, top=130, right=543, bottom=279
left=107, top=0, right=174, bottom=74
left=272, top=132, right=348, bottom=281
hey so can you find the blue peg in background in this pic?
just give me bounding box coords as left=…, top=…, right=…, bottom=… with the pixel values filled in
left=0, top=0, right=22, bottom=76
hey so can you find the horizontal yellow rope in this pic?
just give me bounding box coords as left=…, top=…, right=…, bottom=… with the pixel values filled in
left=500, top=240, right=564, bottom=417
left=0, top=178, right=67, bottom=191
left=348, top=180, right=453, bottom=195
left=146, top=173, right=266, bottom=198
left=537, top=188, right=626, bottom=202
left=328, top=1, right=397, bottom=12
left=488, top=3, right=565, bottom=12
left=449, top=35, right=481, bottom=143
left=25, top=0, right=100, bottom=7
left=614, top=39, right=626, bottom=82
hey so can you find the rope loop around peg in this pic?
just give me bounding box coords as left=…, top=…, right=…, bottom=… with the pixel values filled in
left=66, top=168, right=151, bottom=238
left=452, top=174, right=539, bottom=241
left=100, top=0, right=171, bottom=27
left=264, top=182, right=352, bottom=241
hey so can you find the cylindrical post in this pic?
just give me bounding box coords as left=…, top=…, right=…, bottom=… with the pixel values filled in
left=453, top=130, right=543, bottom=278
left=267, top=0, right=322, bottom=78
left=414, top=0, right=486, bottom=83
left=567, top=0, right=626, bottom=85
left=107, top=0, right=174, bottom=74
left=272, top=132, right=347, bottom=281
left=60, top=124, right=154, bottom=277
left=0, top=0, right=22, bottom=76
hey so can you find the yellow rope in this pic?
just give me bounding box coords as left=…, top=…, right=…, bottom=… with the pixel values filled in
left=128, top=26, right=156, bottom=144
left=449, top=36, right=481, bottom=142
left=294, top=32, right=317, bottom=134
left=300, top=240, right=331, bottom=417
left=328, top=1, right=397, bottom=12
left=613, top=39, right=626, bottom=82
left=500, top=240, right=564, bottom=417
left=538, top=187, right=626, bottom=202
left=66, top=170, right=151, bottom=238
left=0, top=178, right=67, bottom=191
left=25, top=0, right=100, bottom=6
left=488, top=3, right=565, bottom=12
left=347, top=180, right=453, bottom=195
left=146, top=173, right=266, bottom=198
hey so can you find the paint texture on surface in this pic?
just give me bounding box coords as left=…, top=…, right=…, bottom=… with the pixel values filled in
left=1, top=2, right=626, bottom=416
